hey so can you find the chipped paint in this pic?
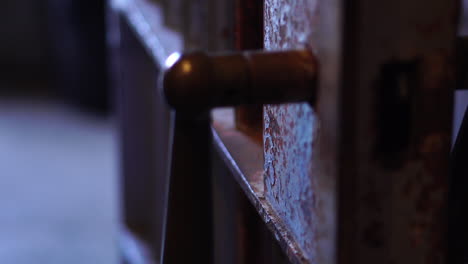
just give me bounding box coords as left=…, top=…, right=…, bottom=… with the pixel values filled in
left=264, top=0, right=318, bottom=50
left=263, top=0, right=338, bottom=263
left=264, top=0, right=456, bottom=263
left=347, top=0, right=456, bottom=263
left=264, top=104, right=317, bottom=262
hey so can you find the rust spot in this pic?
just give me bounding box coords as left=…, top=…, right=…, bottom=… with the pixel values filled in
left=267, top=110, right=281, bottom=135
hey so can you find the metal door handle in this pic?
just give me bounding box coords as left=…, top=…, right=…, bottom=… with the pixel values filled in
left=159, top=49, right=318, bottom=264
left=162, top=49, right=318, bottom=111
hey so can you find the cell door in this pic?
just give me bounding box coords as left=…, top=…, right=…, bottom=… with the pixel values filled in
left=261, top=0, right=457, bottom=263
left=262, top=0, right=457, bottom=263
left=110, top=0, right=459, bottom=263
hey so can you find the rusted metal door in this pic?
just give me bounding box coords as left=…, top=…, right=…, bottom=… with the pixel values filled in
left=263, top=0, right=457, bottom=264
left=110, top=0, right=459, bottom=263
left=263, top=1, right=339, bottom=262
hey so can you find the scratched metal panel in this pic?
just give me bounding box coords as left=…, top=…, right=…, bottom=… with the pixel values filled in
left=343, top=0, right=457, bottom=263
left=264, top=0, right=341, bottom=263
left=264, top=0, right=457, bottom=263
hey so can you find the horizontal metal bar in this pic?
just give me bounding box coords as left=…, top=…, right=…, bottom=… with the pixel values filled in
left=163, top=50, right=318, bottom=111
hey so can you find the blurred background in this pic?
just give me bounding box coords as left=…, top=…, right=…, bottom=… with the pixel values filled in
left=0, top=0, right=118, bottom=263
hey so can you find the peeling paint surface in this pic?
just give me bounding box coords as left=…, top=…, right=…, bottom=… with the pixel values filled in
left=264, top=104, right=317, bottom=262
left=264, top=0, right=456, bottom=263
left=264, top=0, right=318, bottom=50
left=263, top=0, right=338, bottom=263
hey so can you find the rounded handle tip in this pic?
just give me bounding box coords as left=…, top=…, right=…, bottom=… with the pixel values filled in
left=163, top=52, right=213, bottom=111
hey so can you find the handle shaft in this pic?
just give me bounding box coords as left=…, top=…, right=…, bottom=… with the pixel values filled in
left=163, top=50, right=318, bottom=111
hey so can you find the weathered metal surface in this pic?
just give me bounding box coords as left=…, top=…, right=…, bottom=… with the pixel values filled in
left=265, top=0, right=457, bottom=263
left=162, top=50, right=317, bottom=112
left=116, top=0, right=458, bottom=263
left=212, top=109, right=309, bottom=264
left=341, top=0, right=457, bottom=263
left=264, top=0, right=340, bottom=263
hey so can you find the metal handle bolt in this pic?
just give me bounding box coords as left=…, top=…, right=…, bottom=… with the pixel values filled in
left=162, top=50, right=318, bottom=111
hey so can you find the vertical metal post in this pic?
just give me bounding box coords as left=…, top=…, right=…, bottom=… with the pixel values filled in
left=163, top=113, right=213, bottom=264
left=117, top=13, right=173, bottom=262
left=119, top=17, right=159, bottom=244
